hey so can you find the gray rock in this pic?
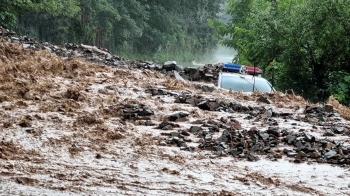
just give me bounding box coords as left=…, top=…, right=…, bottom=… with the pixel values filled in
left=325, top=150, right=337, bottom=159
left=197, top=100, right=210, bottom=110
left=205, top=134, right=212, bottom=140
left=189, top=126, right=202, bottom=133
left=324, top=104, right=333, bottom=113
left=257, top=96, right=273, bottom=104
left=287, top=152, right=298, bottom=157
left=162, top=61, right=177, bottom=71
left=138, top=108, right=154, bottom=116
left=323, top=130, right=336, bottom=136
left=267, top=126, right=280, bottom=137
left=333, top=126, right=344, bottom=134
left=170, top=132, right=181, bottom=137
left=168, top=111, right=189, bottom=122
left=259, top=132, right=269, bottom=140
left=310, top=151, right=321, bottom=158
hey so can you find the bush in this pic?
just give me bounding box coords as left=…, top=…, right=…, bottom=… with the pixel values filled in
left=327, top=71, right=350, bottom=106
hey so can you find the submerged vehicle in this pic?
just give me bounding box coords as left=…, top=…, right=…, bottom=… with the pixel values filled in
left=218, top=64, right=274, bottom=93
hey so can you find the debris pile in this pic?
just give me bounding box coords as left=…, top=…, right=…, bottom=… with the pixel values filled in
left=143, top=87, right=350, bottom=165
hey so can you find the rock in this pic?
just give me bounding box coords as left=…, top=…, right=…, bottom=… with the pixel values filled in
left=170, top=132, right=181, bottom=137
left=259, top=132, right=269, bottom=140
left=305, top=106, right=324, bottom=114
left=197, top=100, right=210, bottom=110
left=157, top=121, right=179, bottom=129
left=295, top=140, right=305, bottom=149
left=229, top=149, right=241, bottom=156
left=25, top=128, right=35, bottom=134
left=297, top=151, right=307, bottom=159
left=264, top=109, right=273, bottom=117
left=138, top=108, right=154, bottom=116
left=95, top=154, right=102, bottom=159
left=325, top=150, right=337, bottom=159
left=273, top=153, right=282, bottom=159
left=287, top=151, right=298, bottom=157
left=220, top=117, right=228, bottom=123
left=180, top=130, right=190, bottom=136
left=168, top=111, right=189, bottom=122
left=323, top=130, right=335, bottom=136
left=324, top=104, right=333, bottom=113
left=287, top=136, right=296, bottom=144
left=333, top=126, right=344, bottom=134
left=257, top=96, right=273, bottom=104
left=247, top=154, right=259, bottom=162
left=217, top=132, right=231, bottom=143
left=19, top=121, right=31, bottom=127
left=310, top=151, right=321, bottom=158
left=279, top=109, right=293, bottom=116
left=250, top=145, right=259, bottom=152
left=325, top=142, right=336, bottom=149
left=303, top=133, right=315, bottom=142
left=204, top=134, right=212, bottom=140
left=172, top=137, right=180, bottom=143
left=183, top=137, right=192, bottom=142
left=162, top=125, right=173, bottom=130
left=267, top=126, right=280, bottom=137
left=294, top=159, right=302, bottom=163
left=162, top=61, right=177, bottom=71
left=145, top=120, right=155, bottom=126
left=189, top=126, right=202, bottom=133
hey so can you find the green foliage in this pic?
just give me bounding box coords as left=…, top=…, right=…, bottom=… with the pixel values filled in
left=327, top=71, right=350, bottom=106
left=2, top=0, right=224, bottom=64
left=212, top=0, right=350, bottom=104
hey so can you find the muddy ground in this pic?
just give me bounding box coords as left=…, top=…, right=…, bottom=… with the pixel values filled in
left=0, top=38, right=350, bottom=195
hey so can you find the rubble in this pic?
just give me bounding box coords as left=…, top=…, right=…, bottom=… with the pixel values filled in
left=1, top=28, right=350, bottom=195
left=143, top=87, right=350, bottom=165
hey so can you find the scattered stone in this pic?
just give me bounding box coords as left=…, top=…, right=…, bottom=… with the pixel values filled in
left=259, top=132, right=269, bottom=140
left=325, top=150, right=337, bottom=159
left=247, top=154, right=259, bottom=162
left=297, top=151, right=307, bottom=159
left=279, top=109, right=293, bottom=116
left=323, top=130, right=336, bottom=137
left=310, top=151, right=321, bottom=158
left=25, top=128, right=35, bottom=134
left=183, top=137, right=192, bottom=142
left=157, top=121, right=179, bottom=130
left=170, top=132, right=181, bottom=137
left=287, top=152, right=298, bottom=157
left=18, top=121, right=31, bottom=128
left=189, top=126, right=202, bottom=133
left=95, top=154, right=102, bottom=159
left=267, top=126, right=280, bottom=137
left=325, top=142, right=336, bottom=150
left=257, top=96, right=273, bottom=104
left=197, top=100, right=210, bottom=110
left=168, top=111, right=189, bottom=122
left=324, top=104, right=333, bottom=113
left=333, top=126, right=344, bottom=134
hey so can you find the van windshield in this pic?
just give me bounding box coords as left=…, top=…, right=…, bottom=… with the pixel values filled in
left=221, top=75, right=273, bottom=93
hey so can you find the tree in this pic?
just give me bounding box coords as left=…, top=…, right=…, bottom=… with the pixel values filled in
left=212, top=0, right=350, bottom=103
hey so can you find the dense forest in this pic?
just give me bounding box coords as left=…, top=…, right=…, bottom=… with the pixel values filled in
left=211, top=0, right=350, bottom=105
left=0, top=0, right=224, bottom=62
left=1, top=0, right=350, bottom=105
